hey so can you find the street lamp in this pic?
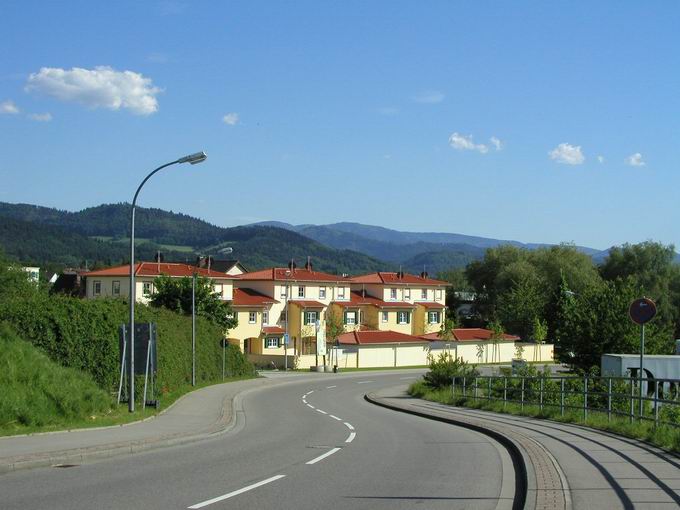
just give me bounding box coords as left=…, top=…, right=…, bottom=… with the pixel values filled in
left=128, top=151, right=207, bottom=412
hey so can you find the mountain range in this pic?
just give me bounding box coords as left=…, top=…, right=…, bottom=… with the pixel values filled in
left=0, top=201, right=644, bottom=276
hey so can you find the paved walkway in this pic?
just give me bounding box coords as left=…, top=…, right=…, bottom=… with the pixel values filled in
left=367, top=385, right=680, bottom=510
left=0, top=377, right=281, bottom=473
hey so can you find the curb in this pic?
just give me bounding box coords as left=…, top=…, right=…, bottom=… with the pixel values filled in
left=0, top=379, right=268, bottom=476
left=365, top=392, right=571, bottom=510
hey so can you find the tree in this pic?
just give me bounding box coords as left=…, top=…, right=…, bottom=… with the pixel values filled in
left=488, top=319, right=504, bottom=363
left=531, top=317, right=548, bottom=361
left=150, top=275, right=237, bottom=331
left=324, top=308, right=346, bottom=367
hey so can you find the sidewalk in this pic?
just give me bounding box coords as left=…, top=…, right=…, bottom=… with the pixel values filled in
left=0, top=377, right=279, bottom=474
left=366, top=385, right=680, bottom=510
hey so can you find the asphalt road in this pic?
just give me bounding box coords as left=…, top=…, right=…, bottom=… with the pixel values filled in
left=0, top=371, right=513, bottom=510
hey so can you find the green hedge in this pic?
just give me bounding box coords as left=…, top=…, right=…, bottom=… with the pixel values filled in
left=0, top=293, right=255, bottom=397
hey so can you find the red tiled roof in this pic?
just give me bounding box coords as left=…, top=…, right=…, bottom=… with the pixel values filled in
left=350, top=271, right=448, bottom=286
left=85, top=262, right=235, bottom=279
left=288, top=300, right=325, bottom=308
left=230, top=288, right=279, bottom=307
left=420, top=328, right=519, bottom=342
left=338, top=329, right=429, bottom=345
left=237, top=267, right=346, bottom=282
left=262, top=326, right=285, bottom=335
left=333, top=290, right=416, bottom=309
left=415, top=301, right=446, bottom=309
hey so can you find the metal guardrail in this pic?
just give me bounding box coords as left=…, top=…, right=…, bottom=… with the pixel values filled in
left=451, top=375, right=680, bottom=428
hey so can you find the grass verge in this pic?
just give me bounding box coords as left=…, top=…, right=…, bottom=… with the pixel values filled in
left=409, top=379, right=680, bottom=454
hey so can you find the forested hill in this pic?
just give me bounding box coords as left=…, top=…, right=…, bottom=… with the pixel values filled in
left=0, top=202, right=388, bottom=274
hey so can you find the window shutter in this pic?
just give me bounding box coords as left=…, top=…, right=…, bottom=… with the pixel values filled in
left=343, top=311, right=348, bottom=324
left=406, top=312, right=411, bottom=324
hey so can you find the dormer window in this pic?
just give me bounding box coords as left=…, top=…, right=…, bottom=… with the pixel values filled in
left=298, top=286, right=305, bottom=298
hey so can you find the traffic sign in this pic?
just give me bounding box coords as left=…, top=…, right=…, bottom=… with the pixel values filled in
left=629, top=298, right=656, bottom=325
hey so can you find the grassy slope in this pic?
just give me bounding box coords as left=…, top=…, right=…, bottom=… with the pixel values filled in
left=0, top=323, right=112, bottom=433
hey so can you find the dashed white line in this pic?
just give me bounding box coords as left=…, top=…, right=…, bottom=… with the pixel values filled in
left=345, top=432, right=356, bottom=443
left=343, top=422, right=355, bottom=431
left=305, top=390, right=314, bottom=395
left=356, top=380, right=373, bottom=384
left=316, top=409, right=328, bottom=415
left=329, top=415, right=342, bottom=421
left=306, top=404, right=315, bottom=409
left=326, top=385, right=337, bottom=389
left=187, top=475, right=286, bottom=508
left=306, top=447, right=341, bottom=465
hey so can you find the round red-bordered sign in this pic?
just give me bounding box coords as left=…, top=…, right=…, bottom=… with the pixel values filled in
left=629, top=298, right=657, bottom=325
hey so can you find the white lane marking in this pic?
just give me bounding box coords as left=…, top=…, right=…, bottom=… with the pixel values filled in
left=346, top=432, right=356, bottom=443
left=343, top=422, right=354, bottom=431
left=306, top=447, right=341, bottom=465
left=307, top=404, right=315, bottom=409
left=329, top=415, right=342, bottom=421
left=305, top=390, right=314, bottom=395
left=188, top=475, right=286, bottom=509
left=316, top=409, right=328, bottom=415
left=356, top=380, right=373, bottom=384
left=326, top=385, right=337, bottom=389
left=399, top=376, right=416, bottom=380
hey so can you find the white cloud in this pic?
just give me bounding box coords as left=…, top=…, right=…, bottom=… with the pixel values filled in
left=25, top=66, right=161, bottom=115
left=449, top=132, right=488, bottom=154
left=0, top=100, right=19, bottom=114
left=27, top=112, right=52, bottom=122
left=548, top=143, right=585, bottom=165
left=414, top=90, right=445, bottom=104
left=490, top=136, right=503, bottom=151
left=625, top=152, right=645, bottom=166
left=222, top=112, right=239, bottom=125
left=597, top=155, right=605, bottom=164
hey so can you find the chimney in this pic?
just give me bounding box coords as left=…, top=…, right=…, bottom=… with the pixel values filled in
left=420, top=271, right=429, bottom=279
left=288, top=259, right=297, bottom=272
left=304, top=256, right=312, bottom=271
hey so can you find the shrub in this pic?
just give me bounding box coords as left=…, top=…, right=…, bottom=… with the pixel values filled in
left=423, top=351, right=479, bottom=388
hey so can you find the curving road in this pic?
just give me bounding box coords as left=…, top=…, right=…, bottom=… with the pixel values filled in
left=0, top=372, right=513, bottom=510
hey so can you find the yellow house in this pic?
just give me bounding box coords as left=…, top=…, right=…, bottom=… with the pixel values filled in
left=83, top=262, right=236, bottom=304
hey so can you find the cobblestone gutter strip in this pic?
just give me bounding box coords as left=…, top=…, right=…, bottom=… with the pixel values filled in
left=365, top=392, right=571, bottom=510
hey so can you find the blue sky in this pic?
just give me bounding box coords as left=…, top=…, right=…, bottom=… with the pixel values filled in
left=1, top=1, right=679, bottom=250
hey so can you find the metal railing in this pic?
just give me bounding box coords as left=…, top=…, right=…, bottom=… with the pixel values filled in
left=451, top=375, right=680, bottom=428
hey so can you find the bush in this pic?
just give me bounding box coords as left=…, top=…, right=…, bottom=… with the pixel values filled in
left=0, top=291, right=255, bottom=397
left=423, top=351, right=479, bottom=388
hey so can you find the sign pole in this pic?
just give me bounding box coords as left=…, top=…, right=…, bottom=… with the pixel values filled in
left=639, top=322, right=645, bottom=418
left=629, top=297, right=656, bottom=420
left=192, top=272, right=196, bottom=387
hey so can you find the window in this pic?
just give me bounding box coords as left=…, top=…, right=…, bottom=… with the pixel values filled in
left=390, top=288, right=397, bottom=300
left=298, top=286, right=305, bottom=298
left=226, top=312, right=234, bottom=319
left=404, top=288, right=411, bottom=300
left=249, top=311, right=257, bottom=324
left=319, top=286, right=326, bottom=299
left=262, top=311, right=269, bottom=325
left=143, top=282, right=153, bottom=296
left=436, top=289, right=442, bottom=301
left=280, top=310, right=287, bottom=322
left=93, top=280, right=101, bottom=296
left=381, top=311, right=389, bottom=323
left=344, top=311, right=356, bottom=325
left=421, top=289, right=427, bottom=300
left=429, top=311, right=441, bottom=324
left=215, top=283, right=223, bottom=296
left=397, top=311, right=411, bottom=324
left=265, top=337, right=279, bottom=349
left=280, top=286, right=288, bottom=299
left=304, top=311, right=318, bottom=325
left=338, top=286, right=346, bottom=299
left=112, top=280, right=120, bottom=296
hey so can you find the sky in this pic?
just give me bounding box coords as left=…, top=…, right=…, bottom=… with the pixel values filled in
left=1, top=1, right=679, bottom=250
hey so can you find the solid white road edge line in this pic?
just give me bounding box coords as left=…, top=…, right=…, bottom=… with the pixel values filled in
left=326, top=385, right=337, bottom=388
left=356, top=381, right=373, bottom=384
left=187, top=475, right=286, bottom=509
left=343, top=422, right=355, bottom=430
left=329, top=415, right=342, bottom=421
left=345, top=432, right=356, bottom=443
left=306, top=447, right=341, bottom=465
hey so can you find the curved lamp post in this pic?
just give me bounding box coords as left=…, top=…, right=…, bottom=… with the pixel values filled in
left=128, top=151, right=207, bottom=412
